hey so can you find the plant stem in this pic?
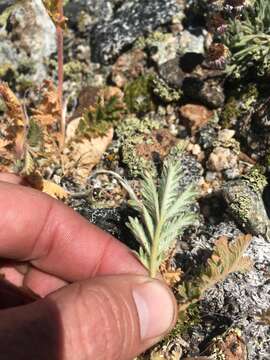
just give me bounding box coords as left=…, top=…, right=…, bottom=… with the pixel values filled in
left=88, top=170, right=140, bottom=203
left=56, top=0, right=65, bottom=148
left=149, top=220, right=163, bottom=278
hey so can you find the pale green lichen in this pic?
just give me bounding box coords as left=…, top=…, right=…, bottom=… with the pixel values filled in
left=243, top=166, right=267, bottom=194
left=0, top=4, right=16, bottom=27
left=116, top=115, right=161, bottom=177
left=240, top=83, right=259, bottom=111
left=135, top=31, right=168, bottom=49
left=116, top=114, right=160, bottom=141
left=122, top=137, right=157, bottom=178
left=0, top=64, right=13, bottom=78
left=64, top=60, right=85, bottom=81
left=152, top=77, right=182, bottom=103
left=230, top=194, right=253, bottom=224
left=220, top=97, right=240, bottom=128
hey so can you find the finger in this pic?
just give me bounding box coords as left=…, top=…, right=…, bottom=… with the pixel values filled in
left=0, top=266, right=24, bottom=287
left=0, top=173, right=26, bottom=185
left=50, top=275, right=177, bottom=360
left=23, top=268, right=67, bottom=297
left=0, top=275, right=177, bottom=360
left=0, top=262, right=67, bottom=297
left=0, top=181, right=145, bottom=281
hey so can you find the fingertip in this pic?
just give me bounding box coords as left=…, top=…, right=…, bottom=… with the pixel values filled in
left=0, top=173, right=23, bottom=185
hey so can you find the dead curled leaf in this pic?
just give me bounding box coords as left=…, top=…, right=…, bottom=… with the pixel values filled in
left=64, top=117, right=114, bottom=181
left=0, top=82, right=26, bottom=159
left=25, top=173, right=68, bottom=200
left=0, top=82, right=25, bottom=127
left=178, top=234, right=253, bottom=311
left=32, top=80, right=61, bottom=127
left=0, top=139, right=12, bottom=149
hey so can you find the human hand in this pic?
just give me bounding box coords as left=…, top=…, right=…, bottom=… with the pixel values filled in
left=0, top=173, right=177, bottom=360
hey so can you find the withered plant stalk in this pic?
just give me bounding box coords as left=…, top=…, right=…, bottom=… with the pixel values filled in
left=56, top=0, right=65, bottom=148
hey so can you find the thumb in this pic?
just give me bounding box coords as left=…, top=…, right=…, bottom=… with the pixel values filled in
left=51, top=274, right=177, bottom=360
left=0, top=275, right=176, bottom=360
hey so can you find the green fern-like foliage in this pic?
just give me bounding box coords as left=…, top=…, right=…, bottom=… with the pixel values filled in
left=89, top=157, right=197, bottom=278
left=27, top=118, right=43, bottom=149
left=223, top=0, right=270, bottom=78
left=127, top=158, right=197, bottom=277
left=77, top=95, right=125, bottom=139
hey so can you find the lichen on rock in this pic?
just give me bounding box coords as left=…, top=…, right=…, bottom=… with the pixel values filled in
left=222, top=168, right=270, bottom=239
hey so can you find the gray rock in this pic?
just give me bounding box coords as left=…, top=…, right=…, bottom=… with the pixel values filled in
left=201, top=232, right=270, bottom=360
left=64, top=0, right=113, bottom=29
left=90, top=0, right=182, bottom=64
left=222, top=175, right=270, bottom=240
left=0, top=0, right=56, bottom=82
left=179, top=221, right=270, bottom=359
left=158, top=57, right=186, bottom=89
left=197, top=124, right=219, bottom=150
left=179, top=153, right=204, bottom=188
left=179, top=29, right=205, bottom=55
left=8, top=0, right=56, bottom=61
left=183, top=76, right=225, bottom=109
left=146, top=32, right=179, bottom=66
left=71, top=202, right=140, bottom=250
left=0, top=0, right=14, bottom=13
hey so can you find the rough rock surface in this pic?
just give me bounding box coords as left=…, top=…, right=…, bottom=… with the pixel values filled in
left=0, top=0, right=56, bottom=82
left=183, top=76, right=225, bottom=109
left=65, top=0, right=114, bottom=29
left=222, top=176, right=270, bottom=239
left=90, top=0, right=183, bottom=64
left=179, top=104, right=213, bottom=134
left=178, top=221, right=270, bottom=359
left=0, top=0, right=14, bottom=13
left=8, top=0, right=56, bottom=61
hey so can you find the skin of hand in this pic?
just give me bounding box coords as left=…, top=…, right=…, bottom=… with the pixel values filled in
left=0, top=173, right=177, bottom=360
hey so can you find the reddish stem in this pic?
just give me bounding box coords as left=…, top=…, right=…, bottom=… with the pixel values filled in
left=56, top=0, right=65, bottom=147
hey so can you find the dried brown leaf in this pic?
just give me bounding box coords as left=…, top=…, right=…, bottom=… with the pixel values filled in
left=0, top=83, right=25, bottom=127
left=0, top=83, right=26, bottom=159
left=64, top=118, right=113, bottom=182
left=25, top=173, right=68, bottom=200
left=199, top=234, right=253, bottom=293
left=32, top=80, right=61, bottom=127
left=179, top=234, right=253, bottom=310
left=0, top=139, right=12, bottom=149
left=160, top=246, right=182, bottom=287
left=42, top=179, right=68, bottom=200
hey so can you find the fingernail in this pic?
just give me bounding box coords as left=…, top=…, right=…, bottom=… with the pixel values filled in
left=132, top=280, right=175, bottom=341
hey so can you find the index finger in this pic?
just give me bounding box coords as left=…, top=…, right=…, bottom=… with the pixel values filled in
left=0, top=181, right=145, bottom=281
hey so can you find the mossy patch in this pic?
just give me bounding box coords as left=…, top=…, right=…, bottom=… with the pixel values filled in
left=124, top=74, right=155, bottom=114
left=221, top=84, right=259, bottom=128
left=76, top=88, right=126, bottom=139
